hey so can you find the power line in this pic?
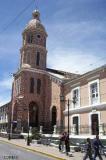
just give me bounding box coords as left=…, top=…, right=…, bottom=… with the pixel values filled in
left=35, top=0, right=39, bottom=10
left=0, top=0, right=35, bottom=34
left=75, top=56, right=106, bottom=74
left=13, top=0, right=40, bottom=28
left=84, top=56, right=106, bottom=72
left=86, top=56, right=106, bottom=68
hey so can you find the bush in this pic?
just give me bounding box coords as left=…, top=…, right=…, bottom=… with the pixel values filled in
left=31, top=127, right=41, bottom=140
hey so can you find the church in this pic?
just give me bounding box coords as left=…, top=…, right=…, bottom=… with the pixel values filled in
left=0, top=9, right=106, bottom=137
left=9, top=9, right=76, bottom=133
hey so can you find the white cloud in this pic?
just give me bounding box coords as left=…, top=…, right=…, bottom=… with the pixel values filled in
left=0, top=96, right=10, bottom=106
left=0, top=77, right=12, bottom=106
left=47, top=21, right=106, bottom=46
left=47, top=48, right=106, bottom=74
left=0, top=77, right=13, bottom=90
left=46, top=19, right=106, bottom=74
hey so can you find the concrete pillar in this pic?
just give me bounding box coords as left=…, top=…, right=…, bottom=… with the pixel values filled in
left=53, top=125, right=57, bottom=134
left=29, top=127, right=32, bottom=133
left=17, top=119, right=21, bottom=132
left=72, top=124, right=77, bottom=135
left=39, top=126, right=43, bottom=134
left=21, top=127, right=23, bottom=133
left=89, top=125, right=92, bottom=135
left=99, top=123, right=104, bottom=136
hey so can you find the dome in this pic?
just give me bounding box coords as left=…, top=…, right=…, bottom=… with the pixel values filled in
left=24, top=10, right=47, bottom=34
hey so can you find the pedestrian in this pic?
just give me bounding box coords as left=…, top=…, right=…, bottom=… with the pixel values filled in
left=64, top=132, right=70, bottom=155
left=83, top=138, right=93, bottom=160
left=93, top=135, right=104, bottom=160
left=59, top=132, right=65, bottom=152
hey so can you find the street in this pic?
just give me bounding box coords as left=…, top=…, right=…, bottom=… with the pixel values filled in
left=0, top=141, right=55, bottom=160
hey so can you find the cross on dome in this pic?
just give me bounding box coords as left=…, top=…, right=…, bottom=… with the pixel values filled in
left=32, top=10, right=40, bottom=21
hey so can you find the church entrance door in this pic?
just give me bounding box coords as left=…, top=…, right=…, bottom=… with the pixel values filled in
left=29, top=102, right=38, bottom=128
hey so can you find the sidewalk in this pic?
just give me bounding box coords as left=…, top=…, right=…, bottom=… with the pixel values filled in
left=0, top=137, right=84, bottom=160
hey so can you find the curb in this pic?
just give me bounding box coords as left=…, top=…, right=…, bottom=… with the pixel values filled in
left=0, top=140, right=66, bottom=160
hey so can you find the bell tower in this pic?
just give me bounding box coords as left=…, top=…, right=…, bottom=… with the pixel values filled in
left=20, top=10, right=48, bottom=70
left=11, top=10, right=48, bottom=132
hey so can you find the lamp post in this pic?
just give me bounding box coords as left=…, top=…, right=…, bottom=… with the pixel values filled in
left=60, top=95, right=77, bottom=152
left=27, top=106, right=30, bottom=146
left=14, top=96, right=30, bottom=146
left=8, top=132, right=11, bottom=140
left=8, top=118, right=11, bottom=140
left=8, top=96, right=20, bottom=140
left=67, top=99, right=70, bottom=138
left=18, top=105, right=30, bottom=146
left=8, top=102, right=13, bottom=140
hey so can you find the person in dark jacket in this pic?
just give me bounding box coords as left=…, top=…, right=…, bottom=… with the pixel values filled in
left=59, top=132, right=65, bottom=152
left=93, top=135, right=104, bottom=160
left=64, top=132, right=70, bottom=155
left=83, top=138, right=93, bottom=160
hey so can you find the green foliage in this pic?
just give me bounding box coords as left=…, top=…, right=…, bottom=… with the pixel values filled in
left=101, top=139, right=106, bottom=145
left=31, top=127, right=41, bottom=140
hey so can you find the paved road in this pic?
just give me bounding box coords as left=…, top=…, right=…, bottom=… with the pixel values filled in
left=0, top=141, right=55, bottom=160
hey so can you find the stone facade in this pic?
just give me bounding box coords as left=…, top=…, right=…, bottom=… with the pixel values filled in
left=0, top=102, right=10, bottom=132
left=64, top=66, right=106, bottom=135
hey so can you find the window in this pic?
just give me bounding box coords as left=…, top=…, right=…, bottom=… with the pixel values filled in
left=36, top=52, right=40, bottom=66
left=30, top=78, right=34, bottom=93
left=44, top=37, right=46, bottom=47
left=37, top=79, right=41, bottom=94
left=27, top=34, right=33, bottom=44
left=15, top=77, right=21, bottom=96
left=51, top=106, right=57, bottom=126
left=73, top=116, right=79, bottom=135
left=26, top=53, right=30, bottom=64
left=37, top=34, right=41, bottom=38
left=90, top=81, right=99, bottom=104
left=72, top=87, right=80, bottom=108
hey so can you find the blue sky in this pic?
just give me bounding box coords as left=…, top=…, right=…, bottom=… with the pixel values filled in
left=0, top=0, right=106, bottom=105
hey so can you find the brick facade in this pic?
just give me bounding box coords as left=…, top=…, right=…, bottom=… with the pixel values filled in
left=10, top=10, right=66, bottom=133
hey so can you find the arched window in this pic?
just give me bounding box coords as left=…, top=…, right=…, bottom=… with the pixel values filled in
left=27, top=34, right=33, bottom=44
left=37, top=34, right=41, bottom=39
left=30, top=78, right=34, bottom=93
left=44, top=37, right=46, bottom=47
left=51, top=106, right=57, bottom=126
left=36, top=52, right=40, bottom=66
left=37, top=79, right=41, bottom=94
left=29, top=102, right=38, bottom=127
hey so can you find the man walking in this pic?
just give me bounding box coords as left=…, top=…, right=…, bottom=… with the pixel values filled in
left=93, top=135, right=104, bottom=160
left=83, top=138, right=93, bottom=160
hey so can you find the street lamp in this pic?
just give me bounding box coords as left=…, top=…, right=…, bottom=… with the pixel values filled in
left=8, top=119, right=11, bottom=140
left=8, top=104, right=13, bottom=140
left=60, top=94, right=77, bottom=152
left=27, top=106, right=36, bottom=146
left=8, top=96, right=30, bottom=146
left=8, top=96, right=22, bottom=140
left=27, top=106, right=30, bottom=146
left=13, top=96, right=30, bottom=146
